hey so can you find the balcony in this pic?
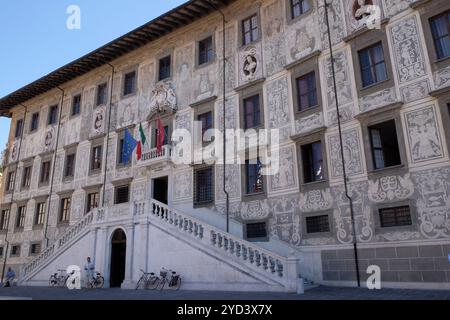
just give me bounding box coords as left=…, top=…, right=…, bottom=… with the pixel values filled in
left=136, top=144, right=172, bottom=167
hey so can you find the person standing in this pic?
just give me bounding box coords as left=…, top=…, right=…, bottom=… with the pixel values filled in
left=3, top=268, right=16, bottom=287
left=84, top=257, right=95, bottom=288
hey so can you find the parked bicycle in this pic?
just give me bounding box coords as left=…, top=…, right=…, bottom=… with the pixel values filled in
left=87, top=271, right=104, bottom=289
left=49, top=269, right=69, bottom=288
left=157, top=267, right=181, bottom=290
left=135, top=269, right=159, bottom=290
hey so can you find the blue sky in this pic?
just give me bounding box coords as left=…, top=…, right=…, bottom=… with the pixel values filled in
left=0, top=0, right=186, bottom=151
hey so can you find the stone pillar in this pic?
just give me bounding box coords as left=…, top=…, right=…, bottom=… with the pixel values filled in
left=284, top=255, right=299, bottom=293
left=121, top=224, right=135, bottom=289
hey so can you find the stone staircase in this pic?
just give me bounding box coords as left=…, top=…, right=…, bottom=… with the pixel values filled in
left=20, top=209, right=101, bottom=283
left=20, top=200, right=298, bottom=292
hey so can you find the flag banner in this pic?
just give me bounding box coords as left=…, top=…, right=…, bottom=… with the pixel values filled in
left=122, top=128, right=137, bottom=164
left=139, top=122, right=147, bottom=146
left=156, top=117, right=165, bottom=154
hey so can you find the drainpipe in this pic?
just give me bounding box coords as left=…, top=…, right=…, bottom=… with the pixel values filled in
left=324, top=0, right=361, bottom=287
left=101, top=63, right=115, bottom=207
left=1, top=104, right=28, bottom=283
left=207, top=1, right=230, bottom=233
left=43, top=87, right=65, bottom=247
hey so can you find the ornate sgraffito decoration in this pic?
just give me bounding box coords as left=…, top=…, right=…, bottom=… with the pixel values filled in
left=318, top=0, right=345, bottom=49
left=138, top=63, right=155, bottom=116
left=413, top=168, right=450, bottom=239
left=359, top=88, right=397, bottom=113
left=262, top=0, right=286, bottom=76
left=269, top=196, right=301, bottom=246
left=240, top=200, right=270, bottom=221
left=216, top=165, right=240, bottom=201
left=287, top=7, right=318, bottom=64
left=173, top=169, right=192, bottom=201
left=404, top=106, right=444, bottom=163
left=368, top=174, right=414, bottom=203
left=321, top=49, right=354, bottom=125
left=44, top=127, right=55, bottom=152
left=328, top=128, right=364, bottom=179
left=175, top=44, right=193, bottom=109
left=217, top=25, right=236, bottom=92
left=390, top=16, right=427, bottom=84
left=294, top=112, right=324, bottom=136
left=400, top=79, right=430, bottom=103
left=217, top=96, right=237, bottom=131
left=299, top=189, right=333, bottom=212
left=384, top=0, right=418, bottom=18
left=346, top=0, right=382, bottom=34
left=267, top=76, right=290, bottom=129
left=148, top=82, right=177, bottom=119
left=132, top=182, right=146, bottom=202
left=195, top=72, right=215, bottom=102
left=270, top=146, right=296, bottom=192
left=434, top=65, right=450, bottom=90
left=92, top=107, right=105, bottom=135
left=243, top=51, right=258, bottom=81
left=376, top=231, right=421, bottom=241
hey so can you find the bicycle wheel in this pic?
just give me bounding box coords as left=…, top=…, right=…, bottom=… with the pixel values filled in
left=168, top=277, right=181, bottom=291
left=49, top=276, right=57, bottom=287
left=135, top=276, right=144, bottom=290
left=147, top=276, right=160, bottom=290
left=157, top=278, right=166, bottom=290
left=95, top=276, right=104, bottom=289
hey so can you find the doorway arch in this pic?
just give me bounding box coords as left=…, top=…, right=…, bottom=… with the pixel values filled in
left=110, top=229, right=127, bottom=288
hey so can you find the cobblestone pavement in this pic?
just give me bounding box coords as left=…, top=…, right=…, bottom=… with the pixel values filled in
left=0, top=286, right=449, bottom=300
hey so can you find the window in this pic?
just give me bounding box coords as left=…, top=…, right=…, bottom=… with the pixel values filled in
left=123, top=71, right=137, bottom=96
left=379, top=206, right=412, bottom=228
left=35, top=202, right=46, bottom=226
left=96, top=83, right=108, bottom=106
left=14, top=119, right=24, bottom=138
left=0, top=209, right=9, bottom=231
left=245, top=158, right=264, bottom=194
left=0, top=247, right=3, bottom=258
left=194, top=167, right=214, bottom=204
left=296, top=72, right=317, bottom=111
left=198, top=36, right=214, bottom=65
left=22, top=166, right=32, bottom=189
left=430, top=11, right=450, bottom=60
left=198, top=111, right=213, bottom=143
left=30, top=113, right=39, bottom=132
left=48, top=105, right=58, bottom=125
left=30, top=243, right=41, bottom=255
left=71, top=94, right=81, bottom=116
left=64, top=153, right=76, bottom=178
left=10, top=245, right=20, bottom=257
left=243, top=95, right=261, bottom=129
left=301, top=142, right=324, bottom=183
left=369, top=120, right=401, bottom=170
left=87, top=192, right=99, bottom=213
left=159, top=56, right=171, bottom=81
left=115, top=185, right=130, bottom=204
left=242, top=15, right=259, bottom=45
left=291, top=0, right=310, bottom=19
left=91, top=145, right=103, bottom=171
left=306, top=215, right=330, bottom=233
left=358, top=42, right=388, bottom=87
left=59, top=197, right=71, bottom=223
left=6, top=171, right=15, bottom=192
left=16, top=206, right=26, bottom=228
left=246, top=222, right=267, bottom=240
left=40, top=160, right=51, bottom=184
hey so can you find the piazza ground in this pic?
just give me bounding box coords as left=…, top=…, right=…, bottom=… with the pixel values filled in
left=0, top=286, right=449, bottom=300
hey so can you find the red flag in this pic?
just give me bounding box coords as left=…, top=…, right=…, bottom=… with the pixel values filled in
left=136, top=141, right=142, bottom=160
left=156, top=116, right=165, bottom=154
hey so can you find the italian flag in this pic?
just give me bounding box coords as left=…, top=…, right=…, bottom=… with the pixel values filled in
left=136, top=123, right=147, bottom=160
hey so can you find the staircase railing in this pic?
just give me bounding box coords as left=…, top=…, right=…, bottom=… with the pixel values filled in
left=146, top=199, right=298, bottom=291
left=22, top=209, right=98, bottom=278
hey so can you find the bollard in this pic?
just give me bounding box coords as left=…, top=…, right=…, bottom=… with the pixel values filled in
left=297, top=277, right=305, bottom=295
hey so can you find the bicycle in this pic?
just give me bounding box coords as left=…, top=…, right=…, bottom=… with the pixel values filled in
left=87, top=271, right=104, bottom=289
left=135, top=269, right=159, bottom=290
left=49, top=269, right=69, bottom=288
left=157, top=268, right=181, bottom=290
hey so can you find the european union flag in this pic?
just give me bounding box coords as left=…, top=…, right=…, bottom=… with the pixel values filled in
left=121, top=128, right=137, bottom=164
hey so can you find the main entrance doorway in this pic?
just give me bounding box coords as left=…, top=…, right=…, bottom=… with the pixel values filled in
left=110, top=229, right=126, bottom=288
left=153, top=176, right=168, bottom=205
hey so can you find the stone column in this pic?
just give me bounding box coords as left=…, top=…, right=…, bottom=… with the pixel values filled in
left=121, top=223, right=135, bottom=289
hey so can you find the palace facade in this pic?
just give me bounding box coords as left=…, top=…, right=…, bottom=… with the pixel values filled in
left=0, top=0, right=450, bottom=291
